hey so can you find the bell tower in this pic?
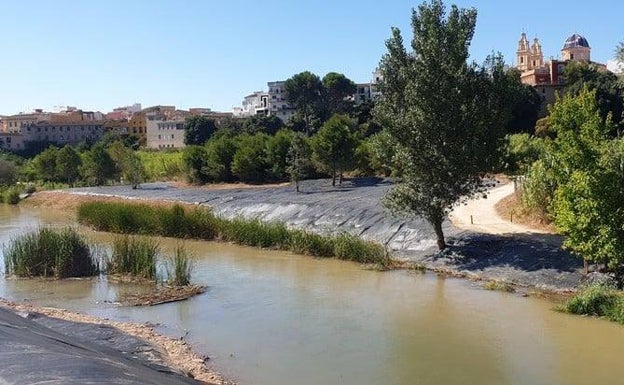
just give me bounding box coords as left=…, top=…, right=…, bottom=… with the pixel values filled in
left=516, top=33, right=530, bottom=71
left=529, top=38, right=544, bottom=69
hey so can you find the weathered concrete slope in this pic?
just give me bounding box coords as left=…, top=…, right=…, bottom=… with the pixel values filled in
left=0, top=306, right=201, bottom=385
left=67, top=178, right=584, bottom=291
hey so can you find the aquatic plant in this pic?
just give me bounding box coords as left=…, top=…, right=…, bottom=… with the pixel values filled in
left=166, top=244, right=193, bottom=286
left=330, top=232, right=387, bottom=264
left=77, top=201, right=389, bottom=264
left=4, top=227, right=98, bottom=278
left=109, top=235, right=158, bottom=280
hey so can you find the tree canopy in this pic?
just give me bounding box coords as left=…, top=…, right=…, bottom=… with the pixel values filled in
left=562, top=61, right=624, bottom=133
left=374, top=0, right=509, bottom=249
left=285, top=71, right=324, bottom=134
left=311, top=114, right=359, bottom=186
left=184, top=116, right=217, bottom=145
left=545, top=87, right=624, bottom=269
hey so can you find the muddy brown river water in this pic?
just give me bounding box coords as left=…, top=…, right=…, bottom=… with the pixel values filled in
left=1, top=205, right=624, bottom=385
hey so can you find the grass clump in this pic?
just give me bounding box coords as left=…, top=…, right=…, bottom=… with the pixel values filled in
left=77, top=201, right=390, bottom=264
left=330, top=233, right=386, bottom=264
left=484, top=280, right=516, bottom=293
left=4, top=227, right=98, bottom=278
left=558, top=283, right=624, bottom=324
left=0, top=186, right=20, bottom=204
left=109, top=235, right=158, bottom=280
left=166, top=244, right=193, bottom=286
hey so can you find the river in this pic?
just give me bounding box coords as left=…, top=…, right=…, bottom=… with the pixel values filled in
left=1, top=204, right=623, bottom=385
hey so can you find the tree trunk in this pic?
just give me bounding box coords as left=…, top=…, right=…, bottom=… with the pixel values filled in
left=433, top=218, right=446, bottom=250
left=332, top=169, right=336, bottom=187
left=339, top=171, right=343, bottom=185
left=296, top=180, right=300, bottom=192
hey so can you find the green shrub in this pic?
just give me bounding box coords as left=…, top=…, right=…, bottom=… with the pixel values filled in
left=3, top=187, right=20, bottom=205
left=109, top=235, right=158, bottom=280
left=559, top=283, right=624, bottom=324
left=4, top=227, right=98, bottom=278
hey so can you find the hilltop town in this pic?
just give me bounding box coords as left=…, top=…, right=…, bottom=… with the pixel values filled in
left=0, top=31, right=616, bottom=155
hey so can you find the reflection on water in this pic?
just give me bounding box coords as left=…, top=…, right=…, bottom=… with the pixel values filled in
left=2, top=205, right=624, bottom=385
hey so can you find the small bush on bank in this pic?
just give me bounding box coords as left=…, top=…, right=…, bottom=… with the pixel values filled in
left=559, top=283, right=624, bottom=324
left=77, top=201, right=389, bottom=265
left=109, top=235, right=158, bottom=280
left=4, top=227, right=98, bottom=278
left=0, top=186, right=21, bottom=205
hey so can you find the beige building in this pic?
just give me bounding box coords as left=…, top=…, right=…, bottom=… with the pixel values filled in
left=145, top=117, right=185, bottom=149
left=516, top=32, right=606, bottom=114
left=0, top=132, right=26, bottom=151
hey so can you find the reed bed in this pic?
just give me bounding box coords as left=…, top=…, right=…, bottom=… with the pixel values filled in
left=166, top=244, right=193, bottom=286
left=4, top=227, right=98, bottom=278
left=108, top=235, right=158, bottom=280
left=77, top=201, right=388, bottom=264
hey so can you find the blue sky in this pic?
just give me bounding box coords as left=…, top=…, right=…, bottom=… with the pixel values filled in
left=1, top=0, right=622, bottom=115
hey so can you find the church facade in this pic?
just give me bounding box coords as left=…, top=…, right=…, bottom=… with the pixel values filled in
left=515, top=32, right=606, bottom=114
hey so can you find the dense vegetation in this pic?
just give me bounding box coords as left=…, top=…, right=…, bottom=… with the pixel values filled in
left=4, top=227, right=98, bottom=278
left=77, top=201, right=388, bottom=265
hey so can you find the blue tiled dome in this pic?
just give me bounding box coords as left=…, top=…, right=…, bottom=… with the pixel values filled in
left=563, top=34, right=590, bottom=49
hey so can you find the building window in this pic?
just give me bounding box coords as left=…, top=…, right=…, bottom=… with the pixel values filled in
left=171, top=134, right=174, bottom=139
left=520, top=57, right=523, bottom=63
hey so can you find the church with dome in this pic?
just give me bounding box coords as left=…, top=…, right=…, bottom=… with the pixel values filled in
left=515, top=32, right=607, bottom=112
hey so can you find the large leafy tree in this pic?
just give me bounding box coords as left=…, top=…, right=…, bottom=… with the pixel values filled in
left=265, top=129, right=294, bottom=180
left=80, top=143, right=117, bottom=186
left=546, top=88, right=624, bottom=270
left=504, top=68, right=542, bottom=134
left=231, top=133, right=270, bottom=183
left=56, top=145, right=82, bottom=186
left=287, top=132, right=312, bottom=192
left=107, top=141, right=145, bottom=189
left=33, top=146, right=59, bottom=183
left=562, top=61, right=624, bottom=133
left=184, top=116, right=217, bottom=145
left=374, top=0, right=508, bottom=250
left=284, top=71, right=324, bottom=134
left=311, top=114, right=359, bottom=186
left=203, top=132, right=238, bottom=183
left=322, top=72, right=357, bottom=116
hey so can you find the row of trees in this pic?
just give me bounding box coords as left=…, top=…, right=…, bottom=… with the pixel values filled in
left=23, top=141, right=145, bottom=188
left=182, top=113, right=386, bottom=188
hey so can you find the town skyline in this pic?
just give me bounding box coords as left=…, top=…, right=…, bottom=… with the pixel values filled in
left=1, top=0, right=622, bottom=116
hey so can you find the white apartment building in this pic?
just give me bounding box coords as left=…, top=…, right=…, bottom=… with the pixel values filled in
left=145, top=117, right=185, bottom=149
left=267, top=81, right=295, bottom=122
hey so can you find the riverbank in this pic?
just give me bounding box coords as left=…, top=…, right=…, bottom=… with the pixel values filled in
left=25, top=178, right=584, bottom=292
left=0, top=298, right=230, bottom=384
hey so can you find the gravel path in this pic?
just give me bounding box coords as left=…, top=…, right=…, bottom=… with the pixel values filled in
left=449, top=182, right=551, bottom=235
